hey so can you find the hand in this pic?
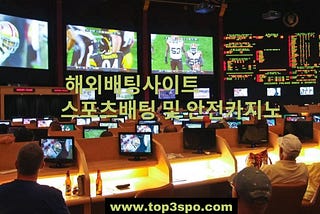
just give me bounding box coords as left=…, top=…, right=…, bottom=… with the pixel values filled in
left=165, top=56, right=168, bottom=64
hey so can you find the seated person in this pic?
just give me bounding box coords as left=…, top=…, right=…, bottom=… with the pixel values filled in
left=49, top=121, right=62, bottom=131
left=230, top=166, right=272, bottom=214
left=100, top=131, right=113, bottom=137
left=260, top=134, right=309, bottom=184
left=163, top=124, right=178, bottom=133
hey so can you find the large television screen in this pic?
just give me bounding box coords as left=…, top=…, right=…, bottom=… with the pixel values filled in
left=151, top=33, right=214, bottom=74
left=66, top=24, right=137, bottom=73
left=0, top=13, right=48, bottom=69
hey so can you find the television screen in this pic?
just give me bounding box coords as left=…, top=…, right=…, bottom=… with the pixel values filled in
left=312, top=114, right=320, bottom=123
left=60, top=123, right=75, bottom=131
left=238, top=124, right=269, bottom=147
left=75, top=117, right=91, bottom=126
left=11, top=117, right=23, bottom=123
left=99, top=121, right=119, bottom=128
left=66, top=24, right=137, bottom=73
left=136, top=124, right=160, bottom=134
left=183, top=121, right=205, bottom=128
left=284, top=121, right=313, bottom=141
left=115, top=88, right=134, bottom=100
left=173, top=118, right=189, bottom=125
left=226, top=119, right=242, bottom=128
left=285, top=116, right=306, bottom=122
left=138, top=119, right=158, bottom=125
left=22, top=118, right=37, bottom=125
left=266, top=118, right=276, bottom=126
left=300, top=86, right=314, bottom=95
left=119, top=132, right=152, bottom=161
left=183, top=128, right=216, bottom=154
left=39, top=137, right=75, bottom=168
left=282, top=113, right=299, bottom=119
left=193, top=88, right=210, bottom=99
left=83, top=126, right=108, bottom=138
left=158, top=88, right=176, bottom=100
left=0, top=13, right=48, bottom=69
left=110, top=117, right=125, bottom=123
left=0, top=120, right=11, bottom=126
left=150, top=33, right=214, bottom=74
left=233, top=88, right=248, bottom=97
left=37, top=119, right=53, bottom=128
left=267, top=87, right=281, bottom=96
left=80, top=88, right=96, bottom=101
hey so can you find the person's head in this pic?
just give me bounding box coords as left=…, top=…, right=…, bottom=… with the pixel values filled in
left=49, top=121, right=62, bottom=131
left=15, top=143, right=44, bottom=177
left=100, top=131, right=113, bottom=137
left=13, top=127, right=34, bottom=142
left=278, top=134, right=302, bottom=160
left=230, top=166, right=272, bottom=214
left=163, top=124, right=177, bottom=133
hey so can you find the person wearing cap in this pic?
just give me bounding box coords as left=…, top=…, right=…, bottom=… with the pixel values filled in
left=260, top=134, right=309, bottom=184
left=230, top=166, right=272, bottom=214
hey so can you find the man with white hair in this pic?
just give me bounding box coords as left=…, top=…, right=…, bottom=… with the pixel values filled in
left=260, top=134, right=309, bottom=184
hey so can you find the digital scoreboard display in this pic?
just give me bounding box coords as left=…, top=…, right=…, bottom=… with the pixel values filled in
left=223, top=32, right=320, bottom=85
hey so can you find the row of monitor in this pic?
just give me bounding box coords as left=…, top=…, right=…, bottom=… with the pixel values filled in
left=234, top=86, right=315, bottom=97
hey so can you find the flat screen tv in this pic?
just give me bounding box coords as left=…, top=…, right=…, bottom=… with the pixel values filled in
left=284, top=121, right=313, bottom=141
left=138, top=119, right=158, bottom=125
left=115, top=88, right=134, bottom=100
left=80, top=88, right=96, bottom=101
left=83, top=126, right=108, bottom=138
left=238, top=124, right=269, bottom=148
left=0, top=13, right=48, bottom=69
left=266, top=118, right=276, bottom=126
left=233, top=88, right=248, bottom=97
left=285, top=116, right=306, bottom=122
left=60, top=123, right=75, bottom=131
left=36, top=119, right=53, bottom=128
left=193, top=88, right=210, bottom=99
left=99, top=121, right=119, bottom=128
left=183, top=128, right=216, bottom=154
left=136, top=124, right=160, bottom=134
left=300, top=86, right=314, bottom=96
left=75, top=117, right=91, bottom=126
left=22, top=118, right=37, bottom=125
left=110, top=117, right=125, bottom=123
left=0, top=120, right=11, bottom=126
left=183, top=121, right=205, bottom=128
left=39, top=136, right=75, bottom=168
left=267, top=87, right=281, bottom=96
left=150, top=33, right=214, bottom=74
left=66, top=24, right=137, bottom=73
left=226, top=119, right=242, bottom=128
left=118, top=132, right=152, bottom=161
left=158, top=88, right=176, bottom=100
left=312, top=114, right=320, bottom=123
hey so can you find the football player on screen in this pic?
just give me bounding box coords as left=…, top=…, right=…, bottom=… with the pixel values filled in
left=186, top=43, right=203, bottom=73
left=0, top=21, right=20, bottom=65
left=165, top=35, right=186, bottom=72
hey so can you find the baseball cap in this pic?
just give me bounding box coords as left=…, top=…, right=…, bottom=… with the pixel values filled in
left=230, top=166, right=272, bottom=203
left=278, top=134, right=302, bottom=158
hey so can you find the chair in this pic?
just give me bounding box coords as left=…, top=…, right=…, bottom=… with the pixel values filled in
left=134, top=183, right=174, bottom=198
left=264, top=182, right=307, bottom=214
left=301, top=183, right=320, bottom=214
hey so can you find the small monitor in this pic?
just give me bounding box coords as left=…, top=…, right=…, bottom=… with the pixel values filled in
left=80, top=88, right=96, bottom=101
left=75, top=117, right=92, bottom=126
left=60, top=123, right=75, bottom=131
left=99, top=121, right=119, bottom=128
left=312, top=114, right=320, bottom=123
left=183, top=121, right=205, bottom=128
left=267, top=87, right=281, bottom=96
left=226, top=119, right=242, bottom=128
left=37, top=119, right=53, bottom=128
left=233, top=88, right=248, bottom=97
left=0, top=120, right=11, bottom=126
left=300, top=86, right=314, bottom=96
left=138, top=119, right=158, bottom=125
left=11, top=117, right=23, bottom=123
left=183, top=128, right=216, bottom=154
left=266, top=118, right=276, bottom=126
left=110, top=117, right=125, bottom=123
left=241, top=116, right=251, bottom=121
left=136, top=124, right=160, bottom=134
left=193, top=88, right=210, bottom=99
left=158, top=88, right=176, bottom=100
left=173, top=118, right=189, bottom=125
left=238, top=124, right=269, bottom=148
left=119, top=132, right=152, bottom=161
left=83, top=126, right=108, bottom=138
left=284, top=121, right=313, bottom=141
left=23, top=118, right=37, bottom=125
left=285, top=116, right=306, bottom=122
left=115, top=88, right=134, bottom=100
left=39, top=137, right=75, bottom=168
left=282, top=113, right=299, bottom=119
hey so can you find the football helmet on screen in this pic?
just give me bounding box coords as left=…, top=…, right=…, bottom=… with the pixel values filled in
left=0, top=21, right=20, bottom=54
left=190, top=43, right=198, bottom=54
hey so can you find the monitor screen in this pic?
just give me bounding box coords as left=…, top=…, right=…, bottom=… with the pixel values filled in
left=138, top=119, right=158, bottom=125
left=22, top=118, right=37, bottom=125
left=11, top=117, right=23, bottom=123
left=266, top=118, right=276, bottom=126
left=183, top=128, right=216, bottom=154
left=226, top=119, right=242, bottom=128
left=66, top=24, right=137, bottom=73
left=75, top=117, right=91, bottom=126
left=60, top=123, right=75, bottom=131
left=238, top=124, right=269, bottom=147
left=284, top=121, right=313, bottom=141
left=151, top=33, right=214, bottom=74
left=0, top=120, right=11, bottom=126
left=80, top=88, right=96, bottom=101
left=267, top=87, right=281, bottom=96
left=39, top=137, right=75, bottom=168
left=300, top=86, right=314, bottom=95
left=83, top=126, right=108, bottom=138
left=136, top=124, right=160, bottom=134
left=37, top=119, right=53, bottom=128
left=282, top=113, right=299, bottom=119
left=115, top=88, right=134, bottom=100
left=312, top=114, right=320, bottom=123
left=193, top=88, right=210, bottom=99
left=158, top=88, right=176, bottom=100
left=183, top=121, right=205, bottom=129
left=110, top=117, right=125, bottom=123
left=285, top=116, right=306, bottom=122
left=99, top=121, right=119, bottom=128
left=0, top=13, right=48, bottom=69
left=119, top=132, right=152, bottom=161
left=233, top=88, right=248, bottom=97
